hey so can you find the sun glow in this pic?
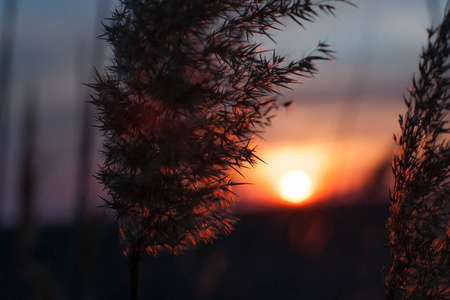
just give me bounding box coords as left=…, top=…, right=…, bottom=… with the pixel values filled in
left=232, top=145, right=332, bottom=210
left=278, top=170, right=312, bottom=203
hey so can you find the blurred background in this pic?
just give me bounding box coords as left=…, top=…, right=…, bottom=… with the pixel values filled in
left=0, top=0, right=446, bottom=299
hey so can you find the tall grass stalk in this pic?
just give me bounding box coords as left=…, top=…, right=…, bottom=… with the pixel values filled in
left=90, top=1, right=351, bottom=298
left=386, top=2, right=450, bottom=298
left=0, top=0, right=18, bottom=220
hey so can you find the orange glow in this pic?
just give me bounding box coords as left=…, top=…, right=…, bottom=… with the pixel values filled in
left=278, top=170, right=312, bottom=203
left=232, top=145, right=328, bottom=208
left=232, top=140, right=389, bottom=210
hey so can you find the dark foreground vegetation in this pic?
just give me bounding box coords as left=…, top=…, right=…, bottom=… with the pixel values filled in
left=1, top=202, right=389, bottom=300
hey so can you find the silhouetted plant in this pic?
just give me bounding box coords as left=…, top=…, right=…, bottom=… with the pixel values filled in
left=386, top=3, right=450, bottom=299
left=90, top=0, right=350, bottom=298
left=0, top=0, right=18, bottom=218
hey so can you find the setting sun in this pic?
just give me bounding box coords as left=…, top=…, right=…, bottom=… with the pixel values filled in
left=278, top=170, right=312, bottom=203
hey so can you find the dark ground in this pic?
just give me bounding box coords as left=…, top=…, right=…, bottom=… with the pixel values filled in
left=0, top=202, right=390, bottom=300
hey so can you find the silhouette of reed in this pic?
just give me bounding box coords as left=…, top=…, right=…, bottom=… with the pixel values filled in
left=386, top=2, right=450, bottom=298
left=65, top=1, right=111, bottom=299
left=90, top=0, right=351, bottom=298
left=12, top=82, right=43, bottom=299
left=0, top=0, right=18, bottom=220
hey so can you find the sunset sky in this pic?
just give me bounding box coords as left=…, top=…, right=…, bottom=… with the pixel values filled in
left=1, top=0, right=447, bottom=225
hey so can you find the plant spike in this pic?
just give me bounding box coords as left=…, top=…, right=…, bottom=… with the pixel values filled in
left=386, top=2, right=450, bottom=299
left=90, top=1, right=349, bottom=297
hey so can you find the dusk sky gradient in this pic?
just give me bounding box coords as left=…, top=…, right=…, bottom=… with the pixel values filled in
left=1, top=0, right=447, bottom=225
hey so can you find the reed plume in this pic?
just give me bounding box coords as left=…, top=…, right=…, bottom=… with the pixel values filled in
left=90, top=0, right=350, bottom=298
left=386, top=3, right=450, bottom=298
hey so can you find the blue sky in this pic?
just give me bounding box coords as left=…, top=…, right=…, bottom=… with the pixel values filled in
left=1, top=0, right=447, bottom=224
